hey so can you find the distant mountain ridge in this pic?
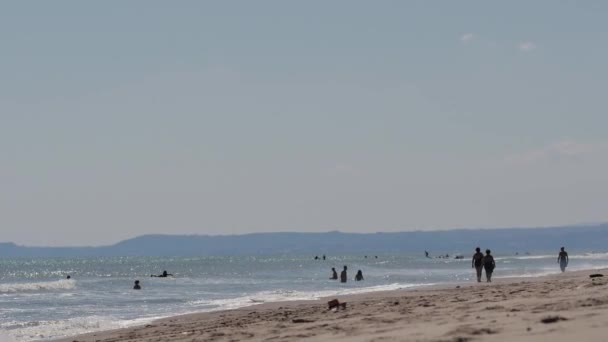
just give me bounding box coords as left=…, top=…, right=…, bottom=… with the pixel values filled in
left=1, top=224, right=608, bottom=257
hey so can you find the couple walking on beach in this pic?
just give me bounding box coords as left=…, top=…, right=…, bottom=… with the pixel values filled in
left=472, top=248, right=495, bottom=283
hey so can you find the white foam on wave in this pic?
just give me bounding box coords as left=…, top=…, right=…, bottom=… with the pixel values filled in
left=188, top=283, right=431, bottom=312
left=496, top=252, right=608, bottom=261
left=0, top=279, right=75, bottom=294
left=1, top=315, right=115, bottom=342
left=571, top=252, right=608, bottom=260
left=0, top=330, right=17, bottom=342
left=0, top=316, right=173, bottom=342
left=495, top=254, right=553, bottom=260
left=0, top=314, right=169, bottom=342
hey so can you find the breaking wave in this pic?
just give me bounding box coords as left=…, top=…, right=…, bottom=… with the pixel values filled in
left=0, top=279, right=75, bottom=294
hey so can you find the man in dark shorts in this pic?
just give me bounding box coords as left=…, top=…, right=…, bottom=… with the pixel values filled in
left=558, top=247, right=569, bottom=272
left=472, top=247, right=484, bottom=282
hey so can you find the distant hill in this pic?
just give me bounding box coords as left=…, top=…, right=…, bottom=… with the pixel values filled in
left=1, top=224, right=607, bottom=257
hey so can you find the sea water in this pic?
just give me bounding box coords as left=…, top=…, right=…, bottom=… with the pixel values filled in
left=1, top=251, right=608, bottom=341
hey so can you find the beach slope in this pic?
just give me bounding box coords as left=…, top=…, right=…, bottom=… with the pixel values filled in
left=56, top=269, right=608, bottom=342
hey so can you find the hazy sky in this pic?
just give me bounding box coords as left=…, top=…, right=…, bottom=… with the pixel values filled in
left=2, top=1, right=608, bottom=246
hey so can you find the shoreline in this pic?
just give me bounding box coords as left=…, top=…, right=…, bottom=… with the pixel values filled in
left=53, top=268, right=608, bottom=342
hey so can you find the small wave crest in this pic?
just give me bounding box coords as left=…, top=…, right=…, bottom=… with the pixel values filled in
left=188, top=283, right=429, bottom=312
left=0, top=330, right=17, bottom=342
left=0, top=279, right=75, bottom=294
left=496, top=252, right=608, bottom=261
left=0, top=315, right=122, bottom=342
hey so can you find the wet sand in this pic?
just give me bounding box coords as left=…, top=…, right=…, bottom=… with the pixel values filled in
left=55, top=269, right=608, bottom=342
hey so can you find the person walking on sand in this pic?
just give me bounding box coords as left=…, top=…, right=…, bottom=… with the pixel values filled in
left=340, top=266, right=347, bottom=283
left=558, top=247, right=569, bottom=272
left=483, top=249, right=495, bottom=282
left=472, top=247, right=484, bottom=283
left=330, top=267, right=338, bottom=280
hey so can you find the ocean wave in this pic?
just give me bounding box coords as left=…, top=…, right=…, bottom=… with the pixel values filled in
left=0, top=279, right=75, bottom=294
left=0, top=315, right=127, bottom=342
left=495, top=255, right=553, bottom=260
left=188, top=283, right=430, bottom=311
left=496, top=252, right=608, bottom=261
left=0, top=330, right=17, bottom=342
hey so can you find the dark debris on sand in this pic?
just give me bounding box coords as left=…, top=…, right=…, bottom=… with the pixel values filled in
left=540, top=315, right=568, bottom=324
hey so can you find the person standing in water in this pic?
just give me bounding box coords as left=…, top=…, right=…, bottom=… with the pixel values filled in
left=330, top=267, right=338, bottom=280
left=340, top=266, right=348, bottom=283
left=472, top=247, right=484, bottom=283
left=133, top=280, right=141, bottom=290
left=558, top=247, right=569, bottom=272
left=483, top=249, right=495, bottom=282
left=355, top=270, right=364, bottom=281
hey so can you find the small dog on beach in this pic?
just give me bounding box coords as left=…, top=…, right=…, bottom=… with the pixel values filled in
left=328, top=299, right=347, bottom=310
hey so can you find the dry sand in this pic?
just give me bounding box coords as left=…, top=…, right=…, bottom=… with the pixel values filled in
left=55, top=269, right=608, bottom=342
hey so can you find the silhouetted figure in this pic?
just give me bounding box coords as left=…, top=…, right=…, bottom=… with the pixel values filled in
left=472, top=247, right=484, bottom=283
left=340, top=266, right=347, bottom=283
left=151, top=270, right=173, bottom=278
left=133, top=280, right=141, bottom=290
left=355, top=270, right=364, bottom=281
left=330, top=267, right=338, bottom=280
left=322, top=255, right=326, bottom=260
left=315, top=256, right=319, bottom=260
left=66, top=275, right=71, bottom=280
left=558, top=247, right=569, bottom=272
left=374, top=256, right=378, bottom=259
left=483, top=249, right=495, bottom=282
left=425, top=251, right=429, bottom=258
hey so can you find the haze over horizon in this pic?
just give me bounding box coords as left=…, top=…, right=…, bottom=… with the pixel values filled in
left=2, top=1, right=608, bottom=246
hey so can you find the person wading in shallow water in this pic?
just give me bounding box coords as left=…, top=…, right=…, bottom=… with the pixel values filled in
left=483, top=249, right=496, bottom=283
left=330, top=268, right=338, bottom=280
left=340, top=266, right=348, bottom=283
left=472, top=247, right=484, bottom=283
left=558, top=247, right=569, bottom=272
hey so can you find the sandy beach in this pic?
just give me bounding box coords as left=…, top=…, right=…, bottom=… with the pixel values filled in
left=53, top=268, right=608, bottom=342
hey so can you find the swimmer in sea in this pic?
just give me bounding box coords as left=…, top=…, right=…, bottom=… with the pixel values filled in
left=133, top=280, right=141, bottom=290
left=151, top=270, right=173, bottom=278
left=355, top=270, right=364, bottom=281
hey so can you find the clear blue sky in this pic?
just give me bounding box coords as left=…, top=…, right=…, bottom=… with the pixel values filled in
left=2, top=1, right=607, bottom=246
